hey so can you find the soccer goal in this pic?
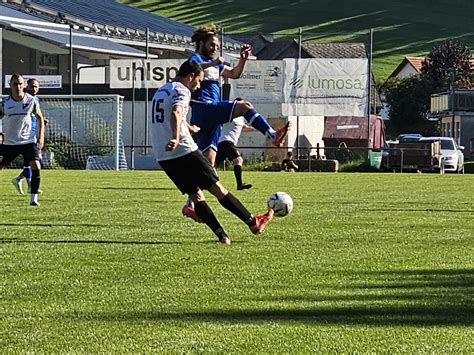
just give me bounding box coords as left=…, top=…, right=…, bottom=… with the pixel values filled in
left=38, top=94, right=127, bottom=170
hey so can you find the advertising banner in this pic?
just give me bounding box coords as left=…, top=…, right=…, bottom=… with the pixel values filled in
left=110, top=59, right=182, bottom=88
left=282, top=58, right=369, bottom=116
left=5, top=75, right=62, bottom=88
left=230, top=60, right=283, bottom=103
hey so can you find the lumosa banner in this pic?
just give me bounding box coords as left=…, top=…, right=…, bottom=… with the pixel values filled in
left=282, top=58, right=369, bottom=116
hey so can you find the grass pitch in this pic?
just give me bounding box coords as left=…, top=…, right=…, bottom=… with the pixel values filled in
left=1, top=170, right=473, bottom=352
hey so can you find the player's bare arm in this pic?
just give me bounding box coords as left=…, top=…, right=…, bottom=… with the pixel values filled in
left=35, top=109, right=45, bottom=150
left=166, top=105, right=182, bottom=151
left=222, top=44, right=252, bottom=79
left=187, top=123, right=201, bottom=134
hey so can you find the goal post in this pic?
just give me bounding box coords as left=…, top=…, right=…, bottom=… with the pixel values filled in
left=12, top=94, right=127, bottom=170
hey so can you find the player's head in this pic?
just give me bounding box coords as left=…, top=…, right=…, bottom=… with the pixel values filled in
left=9, top=74, right=25, bottom=98
left=26, top=78, right=40, bottom=96
left=177, top=60, right=203, bottom=91
left=192, top=25, right=219, bottom=57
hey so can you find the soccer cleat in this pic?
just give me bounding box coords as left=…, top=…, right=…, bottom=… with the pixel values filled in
left=250, top=208, right=274, bottom=235
left=272, top=121, right=291, bottom=147
left=218, top=235, right=232, bottom=245
left=182, top=205, right=203, bottom=223
left=237, top=183, right=252, bottom=190
left=11, top=177, right=25, bottom=195
left=30, top=201, right=40, bottom=207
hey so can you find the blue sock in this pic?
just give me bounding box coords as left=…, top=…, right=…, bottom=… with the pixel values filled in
left=23, top=167, right=32, bottom=180
left=243, top=108, right=276, bottom=139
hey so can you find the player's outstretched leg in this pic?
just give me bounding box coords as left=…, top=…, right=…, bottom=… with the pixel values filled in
left=208, top=183, right=273, bottom=236
left=235, top=101, right=291, bottom=147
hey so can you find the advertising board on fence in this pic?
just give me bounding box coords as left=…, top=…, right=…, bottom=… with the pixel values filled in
left=110, top=59, right=182, bottom=88
left=5, top=75, right=62, bottom=89
left=110, top=58, right=369, bottom=117
left=230, top=60, right=283, bottom=104
left=282, top=58, right=369, bottom=117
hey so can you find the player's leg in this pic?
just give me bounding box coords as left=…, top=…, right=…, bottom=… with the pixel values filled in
left=234, top=100, right=290, bottom=147
left=189, top=189, right=231, bottom=245
left=207, top=181, right=272, bottom=235
left=25, top=144, right=42, bottom=206
left=2, top=146, right=25, bottom=194
left=218, top=141, right=251, bottom=190
left=233, top=156, right=252, bottom=190
left=160, top=152, right=230, bottom=244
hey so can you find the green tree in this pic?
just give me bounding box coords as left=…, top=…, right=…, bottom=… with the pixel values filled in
left=383, top=75, right=438, bottom=136
left=384, top=40, right=471, bottom=136
left=421, top=40, right=471, bottom=90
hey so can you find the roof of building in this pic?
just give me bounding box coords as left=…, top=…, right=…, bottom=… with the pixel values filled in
left=2, top=0, right=241, bottom=53
left=389, top=56, right=474, bottom=79
left=388, top=56, right=426, bottom=78
left=0, top=4, right=150, bottom=58
left=302, top=43, right=367, bottom=58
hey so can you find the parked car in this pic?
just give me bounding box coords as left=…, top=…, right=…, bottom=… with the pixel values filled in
left=419, top=137, right=464, bottom=173
left=397, top=133, right=423, bottom=142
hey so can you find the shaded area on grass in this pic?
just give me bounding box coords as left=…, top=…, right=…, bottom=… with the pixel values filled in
left=60, top=268, right=473, bottom=327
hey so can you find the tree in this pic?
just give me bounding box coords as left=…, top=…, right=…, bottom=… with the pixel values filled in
left=383, top=40, right=471, bottom=136
left=383, top=75, right=439, bottom=137
left=421, top=40, right=471, bottom=91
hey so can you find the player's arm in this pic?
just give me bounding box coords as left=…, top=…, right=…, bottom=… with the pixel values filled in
left=34, top=105, right=45, bottom=150
left=222, top=44, right=252, bottom=79
left=166, top=104, right=182, bottom=151
left=187, top=123, right=200, bottom=134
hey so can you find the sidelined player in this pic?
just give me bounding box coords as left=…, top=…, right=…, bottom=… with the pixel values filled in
left=0, top=74, right=45, bottom=206
left=149, top=60, right=273, bottom=245
left=182, top=24, right=290, bottom=220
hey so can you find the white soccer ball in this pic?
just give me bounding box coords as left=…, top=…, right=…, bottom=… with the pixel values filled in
left=267, top=192, right=293, bottom=217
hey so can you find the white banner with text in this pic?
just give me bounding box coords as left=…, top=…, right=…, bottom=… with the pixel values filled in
left=282, top=58, right=369, bottom=116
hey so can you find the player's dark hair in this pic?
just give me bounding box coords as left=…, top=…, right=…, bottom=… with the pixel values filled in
left=27, top=78, right=39, bottom=85
left=191, top=25, right=219, bottom=51
left=9, top=73, right=23, bottom=83
left=177, top=60, right=202, bottom=78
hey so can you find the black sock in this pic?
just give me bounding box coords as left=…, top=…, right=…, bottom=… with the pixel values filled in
left=234, top=164, right=243, bottom=186
left=30, top=169, right=41, bottom=194
left=194, top=201, right=226, bottom=237
left=218, top=192, right=253, bottom=225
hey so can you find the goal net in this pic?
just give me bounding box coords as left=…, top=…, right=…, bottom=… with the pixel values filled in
left=2, top=94, right=127, bottom=170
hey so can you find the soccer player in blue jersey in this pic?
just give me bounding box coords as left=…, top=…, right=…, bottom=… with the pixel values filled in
left=12, top=78, right=47, bottom=195
left=182, top=25, right=290, bottom=221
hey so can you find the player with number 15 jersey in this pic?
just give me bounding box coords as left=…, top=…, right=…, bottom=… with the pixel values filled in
left=149, top=81, right=198, bottom=162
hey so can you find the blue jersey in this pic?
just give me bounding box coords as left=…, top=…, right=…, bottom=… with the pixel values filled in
left=189, top=53, right=224, bottom=103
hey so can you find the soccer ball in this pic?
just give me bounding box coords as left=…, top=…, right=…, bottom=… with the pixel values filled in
left=267, top=192, right=293, bottom=217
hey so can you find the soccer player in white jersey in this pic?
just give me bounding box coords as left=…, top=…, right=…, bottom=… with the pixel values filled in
left=150, top=60, right=273, bottom=245
left=0, top=74, right=45, bottom=206
left=12, top=78, right=47, bottom=195
left=216, top=116, right=253, bottom=190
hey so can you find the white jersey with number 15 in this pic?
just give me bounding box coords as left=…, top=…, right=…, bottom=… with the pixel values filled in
left=150, top=81, right=198, bottom=162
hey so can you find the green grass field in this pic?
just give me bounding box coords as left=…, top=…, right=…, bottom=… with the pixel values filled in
left=1, top=170, right=472, bottom=352
left=120, top=0, right=474, bottom=80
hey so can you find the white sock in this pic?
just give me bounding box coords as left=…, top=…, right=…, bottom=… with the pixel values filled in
left=30, top=194, right=38, bottom=204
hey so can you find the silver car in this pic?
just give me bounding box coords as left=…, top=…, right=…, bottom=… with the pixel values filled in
left=420, top=137, right=465, bottom=173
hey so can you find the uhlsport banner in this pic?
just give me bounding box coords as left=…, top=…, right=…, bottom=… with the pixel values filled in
left=110, top=59, right=181, bottom=88
left=230, top=60, right=284, bottom=104
left=282, top=58, right=369, bottom=116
